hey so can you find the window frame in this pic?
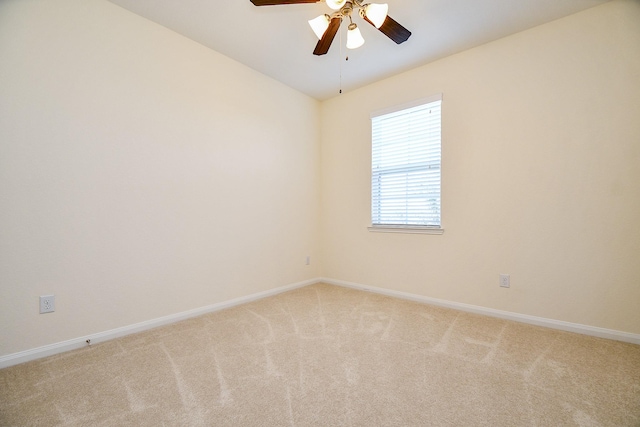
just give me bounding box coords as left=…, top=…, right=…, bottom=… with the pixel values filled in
left=368, top=94, right=444, bottom=235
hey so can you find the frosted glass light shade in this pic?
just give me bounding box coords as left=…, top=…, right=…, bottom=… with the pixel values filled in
left=308, top=15, right=330, bottom=39
left=325, top=0, right=346, bottom=10
left=365, top=3, right=388, bottom=28
left=346, top=24, right=365, bottom=49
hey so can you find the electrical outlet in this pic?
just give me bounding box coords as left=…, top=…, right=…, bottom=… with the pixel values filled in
left=499, top=274, right=510, bottom=288
left=305, top=256, right=310, bottom=265
left=40, top=295, right=55, bottom=313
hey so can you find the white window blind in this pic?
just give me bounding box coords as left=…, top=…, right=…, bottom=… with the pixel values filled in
left=371, top=96, right=442, bottom=228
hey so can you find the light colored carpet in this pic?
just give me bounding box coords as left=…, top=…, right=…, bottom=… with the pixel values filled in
left=1, top=283, right=639, bottom=426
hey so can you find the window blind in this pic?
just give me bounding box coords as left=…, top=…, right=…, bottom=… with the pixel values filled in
left=371, top=98, right=442, bottom=227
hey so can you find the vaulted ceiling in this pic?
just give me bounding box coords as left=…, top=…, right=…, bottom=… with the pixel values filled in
left=107, top=0, right=610, bottom=100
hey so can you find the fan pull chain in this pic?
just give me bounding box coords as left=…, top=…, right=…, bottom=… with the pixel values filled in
left=339, top=24, right=343, bottom=94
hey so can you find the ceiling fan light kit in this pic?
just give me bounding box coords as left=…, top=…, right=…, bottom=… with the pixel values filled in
left=326, top=0, right=347, bottom=10
left=346, top=23, right=365, bottom=49
left=250, top=0, right=410, bottom=56
left=308, top=14, right=331, bottom=39
left=363, top=3, right=388, bottom=28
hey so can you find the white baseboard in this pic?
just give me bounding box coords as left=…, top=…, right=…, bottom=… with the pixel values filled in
left=321, top=277, right=640, bottom=346
left=0, top=278, right=317, bottom=369
left=3, top=277, right=637, bottom=369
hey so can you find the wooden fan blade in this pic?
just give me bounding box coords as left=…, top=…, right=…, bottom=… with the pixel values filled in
left=364, top=15, right=411, bottom=44
left=250, top=0, right=319, bottom=5
left=313, top=17, right=341, bottom=56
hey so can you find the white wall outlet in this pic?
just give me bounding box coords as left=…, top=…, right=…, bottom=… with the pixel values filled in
left=40, top=295, right=55, bottom=313
left=305, top=256, right=310, bottom=265
left=499, top=274, right=510, bottom=288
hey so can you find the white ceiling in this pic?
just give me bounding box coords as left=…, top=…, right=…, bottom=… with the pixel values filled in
left=107, top=0, right=609, bottom=101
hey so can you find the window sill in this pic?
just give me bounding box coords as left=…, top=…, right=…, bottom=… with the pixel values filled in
left=368, top=225, right=444, bottom=235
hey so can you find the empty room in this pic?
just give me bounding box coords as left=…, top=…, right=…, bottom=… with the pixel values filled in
left=1, top=0, right=639, bottom=425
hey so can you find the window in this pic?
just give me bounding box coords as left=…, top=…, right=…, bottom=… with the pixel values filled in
left=370, top=94, right=442, bottom=234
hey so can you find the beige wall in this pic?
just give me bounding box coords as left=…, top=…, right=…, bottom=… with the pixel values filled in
left=320, top=0, right=640, bottom=334
left=0, top=0, right=321, bottom=356
left=1, top=0, right=639, bottom=360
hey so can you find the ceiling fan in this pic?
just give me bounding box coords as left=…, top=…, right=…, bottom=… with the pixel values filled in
left=249, top=0, right=411, bottom=56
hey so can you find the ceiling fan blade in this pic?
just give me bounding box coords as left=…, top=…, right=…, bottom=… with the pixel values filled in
left=365, top=15, right=411, bottom=44
left=313, top=17, right=341, bottom=56
left=250, top=0, right=319, bottom=5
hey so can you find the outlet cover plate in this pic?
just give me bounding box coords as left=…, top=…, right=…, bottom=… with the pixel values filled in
left=40, top=295, right=55, bottom=313
left=499, top=274, right=510, bottom=288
